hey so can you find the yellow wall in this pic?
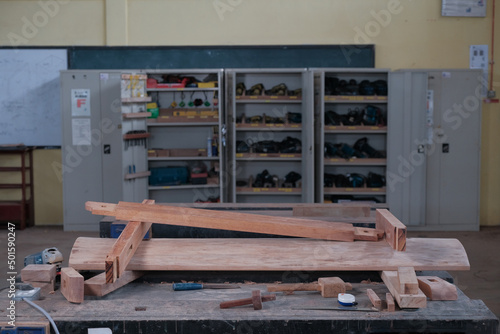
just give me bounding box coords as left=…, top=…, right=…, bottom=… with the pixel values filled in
left=0, top=0, right=498, bottom=226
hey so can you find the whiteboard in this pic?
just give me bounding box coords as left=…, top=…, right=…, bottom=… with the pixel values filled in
left=0, top=49, right=67, bottom=146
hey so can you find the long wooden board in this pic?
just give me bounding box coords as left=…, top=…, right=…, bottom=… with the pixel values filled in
left=86, top=201, right=358, bottom=242
left=69, top=237, right=470, bottom=272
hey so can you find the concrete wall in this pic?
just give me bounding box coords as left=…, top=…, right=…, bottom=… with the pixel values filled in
left=0, top=0, right=498, bottom=226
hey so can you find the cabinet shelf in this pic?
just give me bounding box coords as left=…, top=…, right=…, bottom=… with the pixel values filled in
left=124, top=171, right=151, bottom=180
left=148, top=157, right=219, bottom=161
left=324, top=125, right=387, bottom=133
left=123, top=112, right=152, bottom=119
left=324, top=187, right=386, bottom=195
left=324, top=158, right=386, bottom=166
left=147, top=87, right=218, bottom=92
left=236, top=187, right=302, bottom=195
left=121, top=97, right=152, bottom=103
left=236, top=123, right=301, bottom=131
left=149, top=184, right=219, bottom=191
left=148, top=119, right=219, bottom=126
left=236, top=153, right=302, bottom=161
left=236, top=96, right=302, bottom=103
left=324, top=95, right=387, bottom=103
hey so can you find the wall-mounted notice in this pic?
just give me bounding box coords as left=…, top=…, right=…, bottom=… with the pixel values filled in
left=72, top=118, right=91, bottom=146
left=71, top=89, right=91, bottom=116
left=442, top=0, right=486, bottom=17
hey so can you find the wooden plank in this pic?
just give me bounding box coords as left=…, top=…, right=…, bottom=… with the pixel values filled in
left=21, top=264, right=57, bottom=283
left=28, top=280, right=55, bottom=296
left=61, top=267, right=84, bottom=304
left=292, top=205, right=370, bottom=218
left=353, top=227, right=384, bottom=241
left=376, top=209, right=407, bottom=251
left=380, top=271, right=427, bottom=309
left=105, top=199, right=154, bottom=283
left=367, top=288, right=382, bottom=309
left=84, top=271, right=144, bottom=297
left=417, top=276, right=458, bottom=301
left=86, top=201, right=357, bottom=242
left=69, top=237, right=470, bottom=272
left=397, top=267, right=419, bottom=294
left=386, top=292, right=396, bottom=312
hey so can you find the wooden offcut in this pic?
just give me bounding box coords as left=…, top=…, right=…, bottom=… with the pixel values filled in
left=367, top=289, right=382, bottom=309
left=21, top=264, right=57, bottom=283
left=69, top=237, right=470, bottom=272
left=417, top=276, right=458, bottom=301
left=86, top=201, right=360, bottom=242
left=386, top=292, right=396, bottom=312
left=61, top=267, right=84, bottom=304
left=376, top=209, right=407, bottom=251
left=84, top=271, right=144, bottom=297
left=380, top=270, right=427, bottom=309
left=105, top=199, right=154, bottom=283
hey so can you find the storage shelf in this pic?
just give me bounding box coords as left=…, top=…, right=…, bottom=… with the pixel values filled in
left=147, top=87, right=218, bottom=92
left=148, top=157, right=220, bottom=161
left=324, top=187, right=386, bottom=195
left=148, top=120, right=219, bottom=127
left=324, top=158, right=386, bottom=166
left=149, top=184, right=219, bottom=191
left=236, top=187, right=302, bottom=195
left=324, top=125, right=387, bottom=133
left=123, top=112, right=152, bottom=119
left=124, top=171, right=151, bottom=180
left=235, top=153, right=302, bottom=161
left=236, top=124, right=301, bottom=131
left=121, top=97, right=152, bottom=103
left=324, top=95, right=387, bottom=103
left=236, top=96, right=302, bottom=103
left=123, top=133, right=151, bottom=140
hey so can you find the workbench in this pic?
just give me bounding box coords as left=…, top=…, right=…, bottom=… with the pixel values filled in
left=4, top=272, right=499, bottom=334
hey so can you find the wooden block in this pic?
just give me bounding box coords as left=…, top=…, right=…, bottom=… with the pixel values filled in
left=61, top=267, right=84, bottom=304
left=376, top=209, right=407, bottom=251
left=84, top=271, right=144, bottom=297
left=267, top=283, right=320, bottom=292
left=28, top=280, right=55, bottom=296
left=318, top=277, right=346, bottom=298
left=381, top=271, right=426, bottom=309
left=21, top=264, right=57, bottom=283
left=353, top=227, right=384, bottom=241
left=417, top=276, right=458, bottom=301
left=86, top=200, right=357, bottom=242
left=397, top=267, right=419, bottom=294
left=386, top=292, right=396, bottom=312
left=367, top=288, right=382, bottom=309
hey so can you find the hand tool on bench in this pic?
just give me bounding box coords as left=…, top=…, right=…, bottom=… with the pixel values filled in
left=267, top=277, right=352, bottom=298
left=220, top=290, right=276, bottom=310
left=172, top=282, right=240, bottom=291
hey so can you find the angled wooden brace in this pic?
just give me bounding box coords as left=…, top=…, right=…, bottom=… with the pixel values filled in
left=105, top=199, right=155, bottom=283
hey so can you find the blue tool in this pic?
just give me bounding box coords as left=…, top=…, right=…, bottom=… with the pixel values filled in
left=172, top=283, right=240, bottom=291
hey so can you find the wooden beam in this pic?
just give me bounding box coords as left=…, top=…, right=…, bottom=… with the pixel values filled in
left=21, top=264, right=57, bottom=283
left=69, top=237, right=470, bottom=272
left=376, top=209, right=407, bottom=251
left=380, top=270, right=426, bottom=309
left=417, top=276, right=458, bottom=301
left=397, top=267, right=419, bottom=294
left=84, top=271, right=144, bottom=297
left=61, top=267, right=84, bottom=304
left=105, top=199, right=154, bottom=283
left=367, top=288, right=382, bottom=309
left=86, top=201, right=358, bottom=242
left=292, top=205, right=370, bottom=218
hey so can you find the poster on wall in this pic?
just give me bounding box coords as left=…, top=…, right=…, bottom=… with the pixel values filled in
left=71, top=89, right=91, bottom=116
left=442, top=0, right=486, bottom=17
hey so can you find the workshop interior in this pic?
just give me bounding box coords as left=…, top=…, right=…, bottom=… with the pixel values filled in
left=0, top=1, right=499, bottom=333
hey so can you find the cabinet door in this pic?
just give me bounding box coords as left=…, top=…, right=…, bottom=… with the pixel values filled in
left=61, top=71, right=103, bottom=231
left=387, top=72, right=428, bottom=226
left=426, top=70, right=481, bottom=230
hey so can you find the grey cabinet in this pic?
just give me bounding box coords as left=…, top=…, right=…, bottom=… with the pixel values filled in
left=388, top=69, right=482, bottom=230
left=226, top=69, right=314, bottom=203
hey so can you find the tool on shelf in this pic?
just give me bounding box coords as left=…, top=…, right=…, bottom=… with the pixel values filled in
left=124, top=130, right=149, bottom=150
left=220, top=290, right=276, bottom=310
left=172, top=283, right=240, bottom=291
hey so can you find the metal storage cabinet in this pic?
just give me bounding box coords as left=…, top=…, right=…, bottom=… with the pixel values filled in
left=313, top=68, right=390, bottom=204
left=61, top=70, right=148, bottom=231
left=225, top=69, right=314, bottom=203
left=388, top=69, right=482, bottom=230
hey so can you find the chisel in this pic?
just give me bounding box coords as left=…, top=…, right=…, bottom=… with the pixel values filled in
left=172, top=283, right=241, bottom=291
